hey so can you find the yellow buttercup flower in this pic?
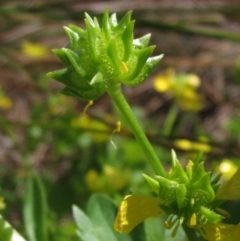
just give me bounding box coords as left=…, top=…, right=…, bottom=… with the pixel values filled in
left=85, top=165, right=130, bottom=193
left=174, top=138, right=211, bottom=153
left=0, top=88, right=13, bottom=110
left=71, top=115, right=110, bottom=142
left=0, top=96, right=12, bottom=109
left=21, top=41, right=49, bottom=58
left=154, top=68, right=205, bottom=111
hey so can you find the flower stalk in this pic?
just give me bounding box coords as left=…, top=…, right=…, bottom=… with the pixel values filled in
left=107, top=83, right=166, bottom=177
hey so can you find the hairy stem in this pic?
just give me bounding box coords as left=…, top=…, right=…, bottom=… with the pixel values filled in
left=108, top=84, right=166, bottom=177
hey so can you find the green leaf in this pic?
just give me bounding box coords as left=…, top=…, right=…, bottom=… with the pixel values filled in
left=72, top=205, right=99, bottom=241
left=0, top=215, right=27, bottom=241
left=23, top=172, right=49, bottom=241
left=73, top=194, right=146, bottom=241
left=144, top=217, right=165, bottom=241
left=86, top=194, right=129, bottom=241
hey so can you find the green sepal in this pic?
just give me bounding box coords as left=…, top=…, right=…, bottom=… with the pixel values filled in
left=61, top=85, right=104, bottom=101
left=191, top=173, right=215, bottom=204
left=68, top=24, right=86, bottom=38
left=169, top=149, right=189, bottom=184
left=129, top=46, right=155, bottom=80
left=47, top=67, right=83, bottom=89
left=90, top=72, right=104, bottom=85
left=191, top=162, right=206, bottom=184
left=192, top=149, right=204, bottom=172
left=176, top=184, right=187, bottom=209
left=122, top=20, right=134, bottom=61
left=93, top=17, right=100, bottom=29
left=142, top=174, right=159, bottom=194
left=199, top=206, right=224, bottom=224
left=84, top=12, right=96, bottom=28
left=102, top=8, right=111, bottom=41
left=156, top=175, right=179, bottom=203
left=133, top=34, right=151, bottom=49
left=122, top=55, right=163, bottom=86
left=115, top=11, right=132, bottom=33
left=85, top=13, right=101, bottom=62
left=109, top=13, right=118, bottom=27
left=63, top=26, right=79, bottom=49
left=107, top=39, right=121, bottom=75
left=52, top=48, right=71, bottom=67
left=61, top=48, right=86, bottom=77
left=48, top=65, right=105, bottom=101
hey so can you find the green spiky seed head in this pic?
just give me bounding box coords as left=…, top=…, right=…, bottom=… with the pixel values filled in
left=47, top=8, right=163, bottom=101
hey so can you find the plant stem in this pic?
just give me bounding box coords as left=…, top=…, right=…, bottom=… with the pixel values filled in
left=108, top=84, right=166, bottom=177
left=162, top=103, right=178, bottom=137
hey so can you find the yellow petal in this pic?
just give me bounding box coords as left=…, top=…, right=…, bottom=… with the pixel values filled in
left=114, top=195, right=164, bottom=233
left=200, top=223, right=240, bottom=241
left=215, top=167, right=240, bottom=200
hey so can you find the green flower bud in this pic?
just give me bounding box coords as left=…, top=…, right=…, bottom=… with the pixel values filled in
left=47, top=8, right=163, bottom=101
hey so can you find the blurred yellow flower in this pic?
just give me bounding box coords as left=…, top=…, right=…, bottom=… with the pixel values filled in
left=215, top=167, right=240, bottom=200
left=0, top=197, right=6, bottom=210
left=72, top=115, right=110, bottom=142
left=85, top=165, right=130, bottom=194
left=154, top=68, right=204, bottom=111
left=218, top=159, right=238, bottom=181
left=21, top=41, right=49, bottom=58
left=174, top=138, right=211, bottom=153
left=0, top=96, right=12, bottom=109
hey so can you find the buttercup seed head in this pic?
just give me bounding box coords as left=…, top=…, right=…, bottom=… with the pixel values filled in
left=47, top=8, right=163, bottom=101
